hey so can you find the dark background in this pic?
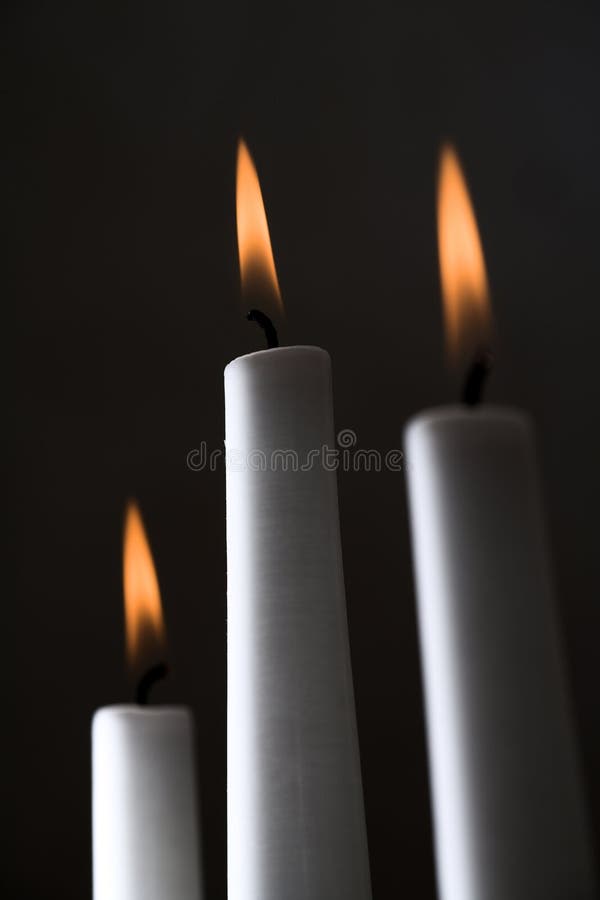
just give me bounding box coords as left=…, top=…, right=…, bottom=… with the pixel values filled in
left=7, top=0, right=600, bottom=897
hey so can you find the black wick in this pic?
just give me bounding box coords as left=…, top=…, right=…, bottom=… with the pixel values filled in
left=136, top=662, right=169, bottom=705
left=462, top=349, right=494, bottom=406
left=246, top=309, right=279, bottom=349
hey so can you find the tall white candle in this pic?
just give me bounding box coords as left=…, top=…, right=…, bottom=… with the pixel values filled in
left=404, top=145, right=596, bottom=900
left=226, top=345, right=371, bottom=900
left=225, top=139, right=371, bottom=900
left=92, top=501, right=203, bottom=900
left=405, top=407, right=596, bottom=900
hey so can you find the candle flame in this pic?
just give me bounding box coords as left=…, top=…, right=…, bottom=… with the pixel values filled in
left=123, top=499, right=165, bottom=670
left=437, top=143, right=492, bottom=366
left=236, top=138, right=283, bottom=315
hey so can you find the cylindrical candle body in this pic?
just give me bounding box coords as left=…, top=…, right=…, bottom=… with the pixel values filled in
left=92, top=705, right=203, bottom=900
left=404, top=406, right=596, bottom=900
left=225, top=346, right=371, bottom=900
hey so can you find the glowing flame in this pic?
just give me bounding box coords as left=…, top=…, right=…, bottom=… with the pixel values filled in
left=236, top=138, right=283, bottom=314
left=437, top=143, right=492, bottom=365
left=123, top=500, right=165, bottom=669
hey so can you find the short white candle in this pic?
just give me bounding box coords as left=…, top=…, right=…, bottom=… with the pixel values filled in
left=225, top=140, right=372, bottom=900
left=404, top=145, right=596, bottom=900
left=92, top=502, right=203, bottom=900
left=93, top=705, right=202, bottom=900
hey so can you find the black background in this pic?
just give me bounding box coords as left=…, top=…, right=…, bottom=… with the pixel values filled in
left=8, top=0, right=600, bottom=897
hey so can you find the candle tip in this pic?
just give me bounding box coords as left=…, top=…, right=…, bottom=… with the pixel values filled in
left=246, top=309, right=279, bottom=349
left=135, top=661, right=169, bottom=705
left=462, top=349, right=494, bottom=406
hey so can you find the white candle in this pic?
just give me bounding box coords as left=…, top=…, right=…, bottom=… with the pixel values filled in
left=92, top=705, right=202, bottom=900
left=92, top=501, right=203, bottom=900
left=405, top=407, right=596, bottom=900
left=404, top=145, right=596, bottom=900
left=226, top=346, right=371, bottom=900
left=225, top=140, right=371, bottom=900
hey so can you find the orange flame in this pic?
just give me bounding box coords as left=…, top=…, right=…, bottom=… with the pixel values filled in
left=123, top=500, right=165, bottom=669
left=437, top=143, right=492, bottom=366
left=236, top=138, right=283, bottom=315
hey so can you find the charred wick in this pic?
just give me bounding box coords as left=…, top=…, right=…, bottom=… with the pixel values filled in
left=462, top=349, right=494, bottom=406
left=247, top=309, right=279, bottom=349
left=136, top=662, right=169, bottom=705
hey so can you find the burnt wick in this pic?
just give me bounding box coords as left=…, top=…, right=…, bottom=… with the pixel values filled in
left=246, top=309, right=279, bottom=349
left=462, top=350, right=494, bottom=406
left=136, top=662, right=169, bottom=705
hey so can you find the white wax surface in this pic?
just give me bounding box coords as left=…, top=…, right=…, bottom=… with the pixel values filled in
left=404, top=406, right=596, bottom=900
left=92, top=705, right=203, bottom=900
left=225, top=346, right=372, bottom=900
